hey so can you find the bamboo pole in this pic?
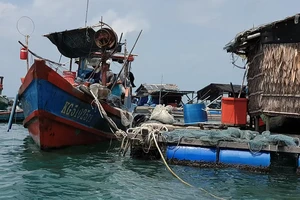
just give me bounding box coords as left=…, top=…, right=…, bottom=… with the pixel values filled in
left=26, top=35, right=29, bottom=71
left=111, top=30, right=143, bottom=90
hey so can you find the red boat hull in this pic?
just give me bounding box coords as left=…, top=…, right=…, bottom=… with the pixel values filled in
left=19, top=59, right=125, bottom=150
left=24, top=110, right=115, bottom=149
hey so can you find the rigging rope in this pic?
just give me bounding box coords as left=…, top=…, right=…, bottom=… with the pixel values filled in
left=18, top=41, right=66, bottom=66
left=89, top=88, right=127, bottom=139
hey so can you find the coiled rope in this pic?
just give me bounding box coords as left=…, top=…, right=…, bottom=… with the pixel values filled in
left=126, top=124, right=226, bottom=200
left=89, top=87, right=226, bottom=199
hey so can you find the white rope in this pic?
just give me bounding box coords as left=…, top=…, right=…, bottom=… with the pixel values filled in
left=89, top=88, right=127, bottom=140
left=125, top=124, right=226, bottom=200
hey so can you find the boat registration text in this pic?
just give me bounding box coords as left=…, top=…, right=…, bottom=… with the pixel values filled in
left=61, top=101, right=94, bottom=123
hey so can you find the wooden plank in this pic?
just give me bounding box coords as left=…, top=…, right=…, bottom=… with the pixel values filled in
left=218, top=141, right=300, bottom=154
left=127, top=134, right=300, bottom=154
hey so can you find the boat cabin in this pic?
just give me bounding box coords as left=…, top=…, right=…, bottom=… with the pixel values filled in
left=135, top=84, right=194, bottom=107
left=197, top=83, right=246, bottom=108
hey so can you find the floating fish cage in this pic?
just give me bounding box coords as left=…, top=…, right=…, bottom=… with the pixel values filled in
left=127, top=124, right=300, bottom=173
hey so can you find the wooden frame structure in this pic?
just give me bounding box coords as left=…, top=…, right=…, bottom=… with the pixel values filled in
left=224, top=13, right=300, bottom=130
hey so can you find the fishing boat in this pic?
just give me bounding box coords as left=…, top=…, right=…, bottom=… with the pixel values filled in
left=13, top=21, right=139, bottom=149
left=0, top=76, right=9, bottom=111
left=0, top=110, right=24, bottom=123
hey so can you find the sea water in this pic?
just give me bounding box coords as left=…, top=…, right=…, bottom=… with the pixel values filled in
left=1, top=123, right=300, bottom=200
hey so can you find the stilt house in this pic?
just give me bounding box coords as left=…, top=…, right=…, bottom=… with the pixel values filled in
left=224, top=14, right=300, bottom=120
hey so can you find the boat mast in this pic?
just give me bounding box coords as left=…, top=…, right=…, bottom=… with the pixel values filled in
left=99, top=17, right=109, bottom=87
left=78, top=0, right=90, bottom=73
left=124, top=39, right=128, bottom=88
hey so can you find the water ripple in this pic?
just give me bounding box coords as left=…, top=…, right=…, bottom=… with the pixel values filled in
left=0, top=124, right=300, bottom=199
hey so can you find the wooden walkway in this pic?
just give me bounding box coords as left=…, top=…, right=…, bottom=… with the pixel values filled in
left=127, top=127, right=300, bottom=154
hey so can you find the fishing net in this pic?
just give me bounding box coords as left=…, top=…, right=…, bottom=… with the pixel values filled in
left=162, top=128, right=300, bottom=153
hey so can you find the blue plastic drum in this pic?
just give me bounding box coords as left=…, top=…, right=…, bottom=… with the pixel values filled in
left=219, top=150, right=270, bottom=167
left=166, top=146, right=217, bottom=162
left=183, top=103, right=208, bottom=124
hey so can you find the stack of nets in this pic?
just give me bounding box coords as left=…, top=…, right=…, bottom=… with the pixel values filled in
left=162, top=128, right=300, bottom=153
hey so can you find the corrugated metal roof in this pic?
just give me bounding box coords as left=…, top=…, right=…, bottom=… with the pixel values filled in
left=135, top=84, right=180, bottom=96
left=136, top=84, right=179, bottom=92
left=197, top=83, right=246, bottom=100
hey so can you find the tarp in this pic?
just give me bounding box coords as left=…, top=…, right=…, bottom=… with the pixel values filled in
left=45, top=27, right=101, bottom=58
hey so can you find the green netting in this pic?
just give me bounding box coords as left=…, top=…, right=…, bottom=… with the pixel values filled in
left=162, top=128, right=300, bottom=153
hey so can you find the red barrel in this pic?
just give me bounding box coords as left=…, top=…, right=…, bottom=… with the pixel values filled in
left=221, top=97, right=248, bottom=126
left=20, top=47, right=28, bottom=60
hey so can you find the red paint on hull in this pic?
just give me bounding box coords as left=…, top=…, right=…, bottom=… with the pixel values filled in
left=19, top=59, right=125, bottom=149
left=19, top=59, right=120, bottom=117
left=25, top=110, right=115, bottom=149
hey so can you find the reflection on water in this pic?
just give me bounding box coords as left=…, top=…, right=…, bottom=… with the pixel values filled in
left=0, top=124, right=300, bottom=200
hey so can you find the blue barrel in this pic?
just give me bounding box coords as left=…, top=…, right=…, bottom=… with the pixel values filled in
left=219, top=150, right=270, bottom=167
left=166, top=146, right=217, bottom=162
left=207, top=110, right=221, bottom=115
left=183, top=103, right=208, bottom=124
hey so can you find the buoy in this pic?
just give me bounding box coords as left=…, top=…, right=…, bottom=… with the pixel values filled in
left=20, top=47, right=28, bottom=60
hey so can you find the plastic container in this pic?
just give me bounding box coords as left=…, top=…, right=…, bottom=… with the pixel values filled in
left=166, top=146, right=217, bottom=162
left=183, top=103, right=208, bottom=124
left=221, top=97, right=248, bottom=126
left=63, top=75, right=75, bottom=84
left=63, top=71, right=76, bottom=85
left=168, top=103, right=177, bottom=107
left=219, top=149, right=270, bottom=167
left=20, top=47, right=28, bottom=60
left=259, top=118, right=265, bottom=126
left=63, top=71, right=76, bottom=77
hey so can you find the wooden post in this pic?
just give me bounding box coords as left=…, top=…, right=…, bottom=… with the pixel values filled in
left=255, top=116, right=259, bottom=132
left=77, top=58, right=81, bottom=72
left=191, top=92, right=194, bottom=104
left=265, top=115, right=270, bottom=131
left=69, top=58, right=73, bottom=71
left=249, top=116, right=253, bottom=129
left=101, top=63, right=108, bottom=86
left=124, top=62, right=129, bottom=87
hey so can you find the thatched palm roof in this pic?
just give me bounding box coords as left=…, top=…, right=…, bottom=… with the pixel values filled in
left=224, top=13, right=300, bottom=55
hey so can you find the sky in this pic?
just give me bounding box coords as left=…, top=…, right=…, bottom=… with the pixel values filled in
left=1, top=0, right=300, bottom=97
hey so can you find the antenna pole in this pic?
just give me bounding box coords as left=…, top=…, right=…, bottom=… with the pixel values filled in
left=84, top=0, right=90, bottom=27
left=159, top=74, right=163, bottom=104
